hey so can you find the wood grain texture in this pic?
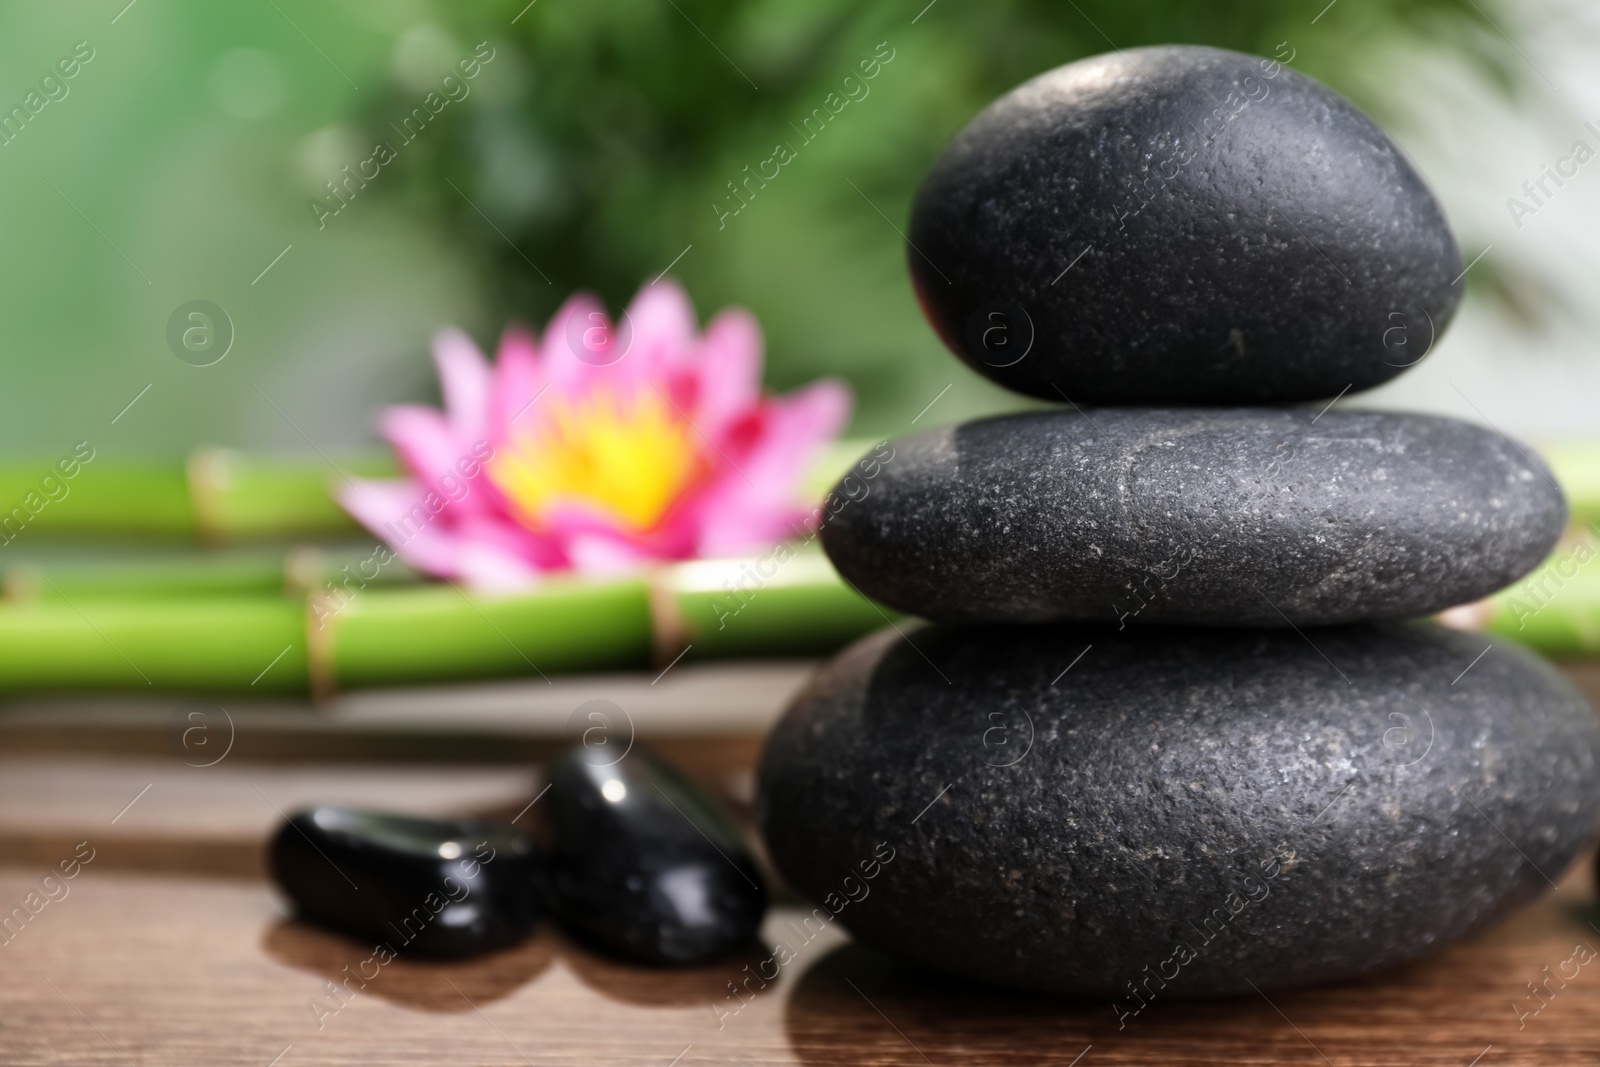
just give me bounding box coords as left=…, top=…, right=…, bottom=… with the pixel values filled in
left=0, top=660, right=810, bottom=764
left=0, top=863, right=1595, bottom=1066
left=0, top=661, right=1596, bottom=1064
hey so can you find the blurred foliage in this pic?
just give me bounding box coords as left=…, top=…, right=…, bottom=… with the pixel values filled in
left=0, top=0, right=1513, bottom=459
left=359, top=0, right=1498, bottom=431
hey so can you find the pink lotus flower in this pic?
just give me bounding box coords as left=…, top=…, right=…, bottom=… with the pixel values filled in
left=339, top=280, right=852, bottom=590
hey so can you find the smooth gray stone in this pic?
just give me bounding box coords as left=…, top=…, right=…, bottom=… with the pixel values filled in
left=757, top=623, right=1600, bottom=999
left=907, top=45, right=1462, bottom=404
left=821, top=409, right=1564, bottom=627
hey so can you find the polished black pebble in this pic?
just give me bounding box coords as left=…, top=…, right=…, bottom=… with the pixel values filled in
left=268, top=807, right=544, bottom=958
left=547, top=745, right=766, bottom=964
left=821, top=408, right=1565, bottom=626
left=758, top=622, right=1600, bottom=997
left=908, top=45, right=1462, bottom=403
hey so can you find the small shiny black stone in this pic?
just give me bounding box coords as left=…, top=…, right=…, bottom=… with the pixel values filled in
left=547, top=745, right=767, bottom=965
left=268, top=807, right=544, bottom=959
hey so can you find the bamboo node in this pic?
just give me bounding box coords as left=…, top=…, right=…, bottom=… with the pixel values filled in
left=284, top=545, right=328, bottom=597
left=2, top=565, right=42, bottom=603
left=645, top=566, right=693, bottom=669
left=304, top=592, right=340, bottom=707
left=186, top=447, right=237, bottom=543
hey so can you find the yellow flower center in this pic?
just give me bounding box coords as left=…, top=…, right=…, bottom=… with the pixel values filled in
left=487, top=389, right=705, bottom=532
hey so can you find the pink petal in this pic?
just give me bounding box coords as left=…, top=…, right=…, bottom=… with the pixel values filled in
left=455, top=543, right=544, bottom=593
left=741, top=379, right=853, bottom=488
left=336, top=478, right=471, bottom=579
left=692, top=379, right=852, bottom=555
left=699, top=501, right=811, bottom=554
left=377, top=405, right=457, bottom=479
left=338, top=479, right=565, bottom=589
left=337, top=478, right=421, bottom=541
left=491, top=326, right=544, bottom=442
left=541, top=500, right=687, bottom=572
left=692, top=307, right=763, bottom=440
left=621, top=278, right=697, bottom=383
left=563, top=534, right=655, bottom=576
left=539, top=291, right=612, bottom=397
left=431, top=329, right=491, bottom=442
left=632, top=498, right=711, bottom=559
left=378, top=406, right=490, bottom=517
left=539, top=498, right=638, bottom=541
left=455, top=512, right=567, bottom=571
left=361, top=285, right=850, bottom=586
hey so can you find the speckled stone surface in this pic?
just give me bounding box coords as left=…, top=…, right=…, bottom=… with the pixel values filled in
left=757, top=622, right=1600, bottom=998
left=908, top=45, right=1462, bottom=404
left=822, top=408, right=1565, bottom=627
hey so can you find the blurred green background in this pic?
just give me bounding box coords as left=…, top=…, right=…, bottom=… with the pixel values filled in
left=0, top=0, right=1588, bottom=458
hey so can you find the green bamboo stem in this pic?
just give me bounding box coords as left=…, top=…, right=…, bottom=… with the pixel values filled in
left=7, top=552, right=288, bottom=601
left=1476, top=538, right=1600, bottom=657
left=3, top=462, right=192, bottom=537
left=0, top=441, right=873, bottom=543
left=330, top=578, right=654, bottom=690
left=188, top=451, right=391, bottom=538
left=0, top=439, right=874, bottom=603
left=1539, top=441, right=1600, bottom=529
left=0, top=551, right=890, bottom=695
left=4, top=535, right=1599, bottom=696
left=0, top=437, right=1593, bottom=543
left=668, top=551, right=890, bottom=659
left=0, top=598, right=308, bottom=693
left=0, top=449, right=391, bottom=541
left=4, top=547, right=421, bottom=602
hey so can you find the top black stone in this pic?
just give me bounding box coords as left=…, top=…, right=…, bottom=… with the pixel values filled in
left=908, top=45, right=1462, bottom=403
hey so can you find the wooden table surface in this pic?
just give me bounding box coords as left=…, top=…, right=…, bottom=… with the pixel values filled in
left=0, top=662, right=1598, bottom=1065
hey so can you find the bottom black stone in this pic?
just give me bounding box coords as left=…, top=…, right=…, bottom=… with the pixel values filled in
left=757, top=622, right=1600, bottom=998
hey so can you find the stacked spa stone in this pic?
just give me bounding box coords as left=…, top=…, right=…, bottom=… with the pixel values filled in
left=758, top=45, right=1600, bottom=999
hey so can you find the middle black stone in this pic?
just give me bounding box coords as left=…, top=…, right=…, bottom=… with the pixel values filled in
left=822, top=408, right=1563, bottom=627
